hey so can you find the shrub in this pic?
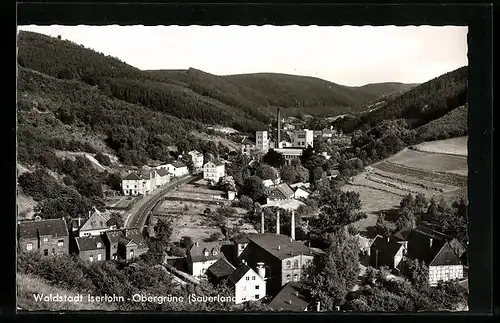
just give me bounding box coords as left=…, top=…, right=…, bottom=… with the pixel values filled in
left=237, top=195, right=254, bottom=210
left=94, top=152, right=111, bottom=166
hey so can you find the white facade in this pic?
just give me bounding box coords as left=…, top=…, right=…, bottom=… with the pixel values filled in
left=429, top=265, right=464, bottom=286
left=234, top=268, right=266, bottom=304
left=122, top=178, right=142, bottom=196
left=159, top=163, right=189, bottom=177
left=256, top=131, right=270, bottom=152
left=292, top=129, right=314, bottom=148
left=188, top=151, right=204, bottom=171
left=274, top=148, right=303, bottom=165
left=192, top=259, right=219, bottom=279
left=203, top=160, right=226, bottom=183
left=294, top=187, right=310, bottom=200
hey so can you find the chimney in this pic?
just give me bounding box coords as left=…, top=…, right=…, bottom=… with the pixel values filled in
left=316, top=301, right=321, bottom=312
left=277, top=245, right=281, bottom=250
left=195, top=241, right=199, bottom=247
left=294, top=291, right=299, bottom=297
left=261, top=212, right=265, bottom=234
left=276, top=210, right=280, bottom=235
left=277, top=108, right=281, bottom=147
left=285, top=300, right=292, bottom=305
left=429, top=238, right=433, bottom=248
left=387, top=236, right=390, bottom=243
left=257, top=262, right=266, bottom=278
left=291, top=210, right=295, bottom=240
left=78, top=217, right=81, bottom=228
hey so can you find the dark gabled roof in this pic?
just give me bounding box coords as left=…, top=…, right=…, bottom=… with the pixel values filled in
left=370, top=236, right=404, bottom=257
left=205, top=159, right=224, bottom=167
left=406, top=230, right=447, bottom=265
left=123, top=172, right=142, bottom=181
left=75, top=235, right=106, bottom=252
left=247, top=234, right=314, bottom=260
left=269, top=282, right=310, bottom=312
left=268, top=183, right=295, bottom=200
left=124, top=227, right=148, bottom=249
left=104, top=229, right=123, bottom=244
left=429, top=242, right=462, bottom=266
left=189, top=241, right=221, bottom=263
left=18, top=218, right=69, bottom=239
left=207, top=258, right=235, bottom=279
left=171, top=161, right=187, bottom=168
left=228, top=263, right=252, bottom=284
left=156, top=168, right=170, bottom=177
left=232, top=234, right=250, bottom=244
left=137, top=169, right=157, bottom=180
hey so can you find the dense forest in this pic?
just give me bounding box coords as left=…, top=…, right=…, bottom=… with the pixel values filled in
left=333, top=66, right=468, bottom=134
left=355, top=82, right=418, bottom=99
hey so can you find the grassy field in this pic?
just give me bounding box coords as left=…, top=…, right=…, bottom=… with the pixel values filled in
left=17, top=273, right=117, bottom=311
left=155, top=181, right=255, bottom=242
left=344, top=139, right=468, bottom=235
left=412, top=136, right=468, bottom=156
left=387, top=148, right=468, bottom=176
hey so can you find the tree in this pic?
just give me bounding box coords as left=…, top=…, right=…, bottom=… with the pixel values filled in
left=376, top=213, right=392, bottom=237
left=400, top=259, right=429, bottom=291
left=180, top=154, right=195, bottom=173
left=400, top=193, right=416, bottom=211
left=311, top=166, right=325, bottom=183
left=106, top=172, right=122, bottom=192
left=395, top=207, right=416, bottom=232
left=304, top=229, right=360, bottom=310
left=107, top=212, right=124, bottom=229
left=38, top=150, right=59, bottom=169
left=255, top=164, right=278, bottom=180
left=280, top=164, right=299, bottom=184
left=414, top=193, right=428, bottom=215
left=156, top=218, right=173, bottom=244
left=295, top=164, right=310, bottom=183
left=310, top=180, right=367, bottom=236
left=263, top=149, right=285, bottom=168
left=206, top=232, right=223, bottom=242
left=242, top=176, right=266, bottom=202
left=426, top=197, right=439, bottom=222
left=237, top=195, right=254, bottom=210
left=94, top=152, right=111, bottom=166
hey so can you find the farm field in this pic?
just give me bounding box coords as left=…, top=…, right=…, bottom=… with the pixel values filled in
left=387, top=148, right=468, bottom=176
left=412, top=136, right=468, bottom=156
left=345, top=139, right=468, bottom=235
left=154, top=180, right=255, bottom=242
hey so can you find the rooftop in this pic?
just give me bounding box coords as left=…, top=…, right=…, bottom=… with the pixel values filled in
left=75, top=235, right=106, bottom=252
left=228, top=263, right=252, bottom=284
left=268, top=282, right=310, bottom=312
left=18, top=218, right=69, bottom=239
left=247, top=233, right=314, bottom=260
left=371, top=236, right=404, bottom=257
left=207, top=258, right=236, bottom=279
left=189, top=241, right=221, bottom=263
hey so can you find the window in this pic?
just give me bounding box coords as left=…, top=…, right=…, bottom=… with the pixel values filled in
left=129, top=250, right=134, bottom=258
left=286, top=274, right=291, bottom=282
left=43, top=237, right=49, bottom=243
left=246, top=276, right=250, bottom=281
left=57, top=240, right=64, bottom=247
left=255, top=285, right=260, bottom=290
left=27, top=243, right=33, bottom=251
left=252, top=276, right=256, bottom=280
left=242, top=297, right=246, bottom=301
left=100, top=221, right=104, bottom=227
left=255, top=295, right=260, bottom=299
left=293, top=274, right=298, bottom=281
left=135, top=185, right=137, bottom=188
left=89, top=255, right=94, bottom=262
left=97, top=254, right=102, bottom=261
left=97, top=243, right=102, bottom=248
left=294, top=260, right=299, bottom=268
left=286, top=261, right=291, bottom=268
left=52, top=248, right=55, bottom=255
left=43, top=249, right=48, bottom=256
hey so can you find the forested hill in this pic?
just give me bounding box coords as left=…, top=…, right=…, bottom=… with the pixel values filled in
left=18, top=31, right=418, bottom=129
left=355, top=82, right=419, bottom=99
left=333, top=66, right=468, bottom=134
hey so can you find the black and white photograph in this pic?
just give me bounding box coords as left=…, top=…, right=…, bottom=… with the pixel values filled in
left=16, top=24, right=469, bottom=312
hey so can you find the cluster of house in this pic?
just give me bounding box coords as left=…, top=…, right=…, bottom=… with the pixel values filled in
left=362, top=224, right=467, bottom=286
left=17, top=209, right=149, bottom=262
left=182, top=209, right=323, bottom=310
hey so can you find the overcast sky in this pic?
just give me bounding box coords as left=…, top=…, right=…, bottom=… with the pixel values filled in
left=18, top=25, right=467, bottom=86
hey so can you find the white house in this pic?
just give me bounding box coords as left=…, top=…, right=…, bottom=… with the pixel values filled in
left=78, top=208, right=115, bottom=238
left=155, top=168, right=171, bottom=187
left=274, top=148, right=303, bottom=165
left=203, top=159, right=226, bottom=184
left=187, top=241, right=223, bottom=279
left=293, top=187, right=311, bottom=200
left=159, top=161, right=189, bottom=177
left=292, top=129, right=314, bottom=148
left=229, top=263, right=266, bottom=304
left=188, top=150, right=204, bottom=172
left=122, top=169, right=158, bottom=196
left=255, top=131, right=270, bottom=152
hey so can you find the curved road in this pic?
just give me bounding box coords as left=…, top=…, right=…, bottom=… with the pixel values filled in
left=125, top=175, right=196, bottom=230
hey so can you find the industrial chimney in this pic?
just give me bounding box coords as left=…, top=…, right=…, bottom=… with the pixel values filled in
left=277, top=108, right=281, bottom=148
left=261, top=212, right=265, bottom=234
left=276, top=210, right=280, bottom=235
left=257, top=262, right=266, bottom=279
left=291, top=210, right=295, bottom=240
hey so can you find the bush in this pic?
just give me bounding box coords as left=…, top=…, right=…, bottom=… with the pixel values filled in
left=237, top=195, right=254, bottom=210
left=206, top=232, right=223, bottom=242
left=38, top=150, right=59, bottom=169
left=94, top=152, right=111, bottom=166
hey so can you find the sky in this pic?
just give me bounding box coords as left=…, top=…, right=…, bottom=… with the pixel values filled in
left=18, top=25, right=468, bottom=86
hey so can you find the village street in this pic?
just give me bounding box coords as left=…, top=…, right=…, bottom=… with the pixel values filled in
left=124, top=174, right=196, bottom=230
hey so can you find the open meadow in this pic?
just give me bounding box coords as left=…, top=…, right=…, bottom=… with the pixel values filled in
left=344, top=138, right=468, bottom=236
left=412, top=136, right=468, bottom=156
